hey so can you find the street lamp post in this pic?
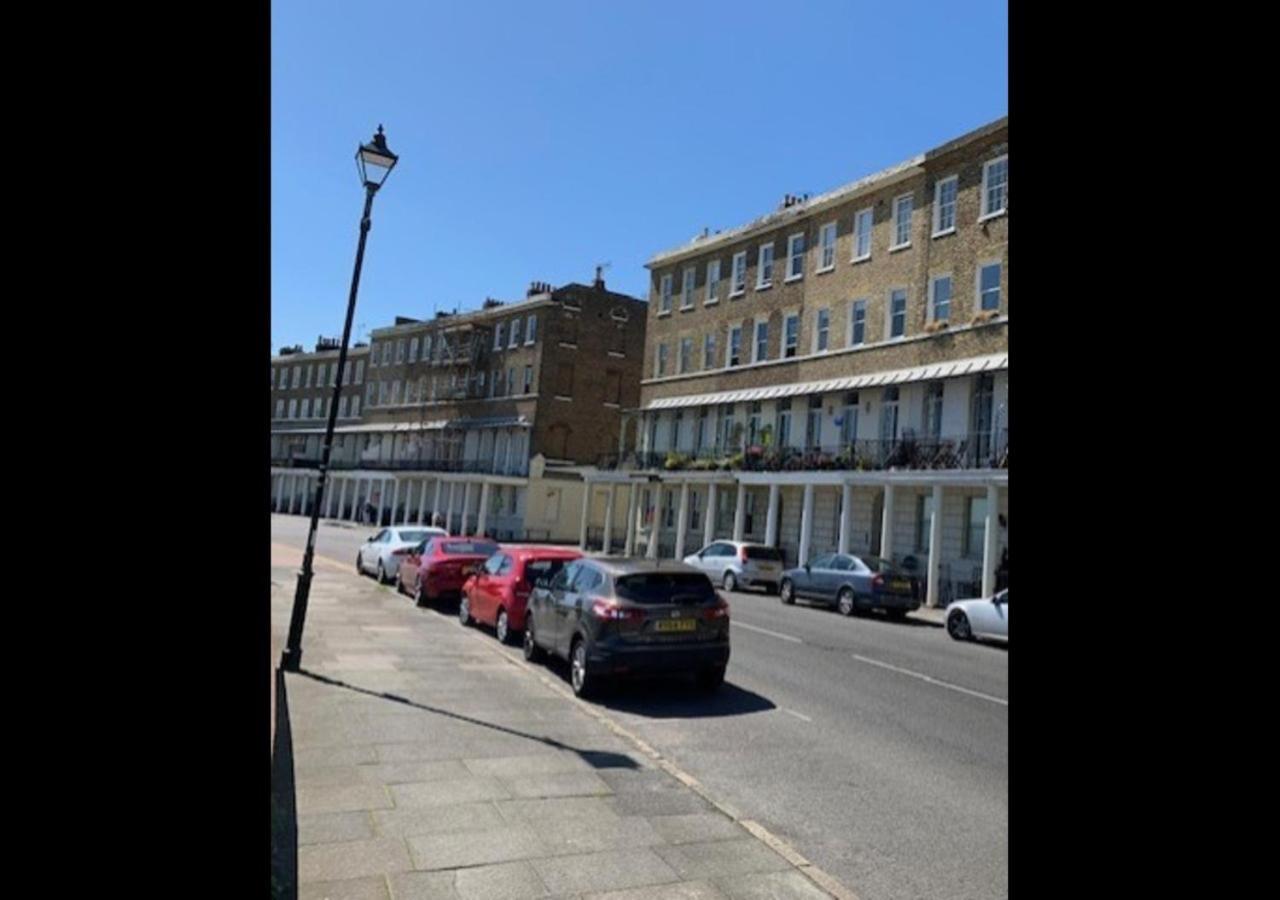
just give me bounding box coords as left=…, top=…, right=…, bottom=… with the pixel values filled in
left=281, top=125, right=399, bottom=673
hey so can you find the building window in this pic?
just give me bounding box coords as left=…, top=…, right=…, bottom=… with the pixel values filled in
left=382, top=342, right=392, bottom=365
left=786, top=233, right=805, bottom=281
left=365, top=383, right=376, bottom=407
left=933, top=176, right=958, bottom=235
left=379, top=381, right=389, bottom=405
left=391, top=380, right=402, bottom=404
left=524, top=365, right=533, bottom=394
left=965, top=496, right=988, bottom=558
left=744, top=492, right=756, bottom=535
left=509, top=317, right=522, bottom=347
left=408, top=337, right=419, bottom=362
left=754, top=320, right=769, bottom=363
left=840, top=392, right=858, bottom=444
left=805, top=395, right=823, bottom=449
left=680, top=337, right=692, bottom=373
left=784, top=314, right=799, bottom=358
left=706, top=260, right=720, bottom=303
left=695, top=408, right=708, bottom=452
left=656, top=343, right=668, bottom=377
left=888, top=289, right=907, bottom=339
left=757, top=243, right=774, bottom=289
left=271, top=368, right=278, bottom=388
left=720, top=403, right=736, bottom=449
left=931, top=275, right=952, bottom=321
left=396, top=339, right=405, bottom=363
left=818, top=222, right=836, bottom=270
left=494, top=323, right=505, bottom=350
left=317, top=364, right=328, bottom=387
left=979, top=263, right=1002, bottom=311
left=423, top=334, right=434, bottom=359
left=728, top=326, right=742, bottom=367
left=777, top=398, right=792, bottom=447
left=660, top=274, right=673, bottom=313
left=525, top=315, right=537, bottom=344
left=815, top=308, right=830, bottom=352
left=971, top=373, right=995, bottom=460
left=406, top=379, right=418, bottom=403
left=507, top=367, right=516, bottom=396
left=308, top=366, right=316, bottom=388
left=302, top=397, right=312, bottom=418
left=351, top=395, right=360, bottom=416
left=663, top=490, right=676, bottom=529
left=982, top=155, right=1008, bottom=218
left=316, top=397, right=326, bottom=419
left=731, top=252, right=747, bottom=295
left=274, top=398, right=283, bottom=419
left=703, top=333, right=716, bottom=369
left=338, top=395, right=348, bottom=418
left=923, top=382, right=944, bottom=438
left=288, top=399, right=297, bottom=419
left=689, top=490, right=702, bottom=531
left=853, top=208, right=873, bottom=261
left=290, top=366, right=299, bottom=387
left=880, top=386, right=900, bottom=444
left=851, top=300, right=867, bottom=346
left=354, top=360, right=364, bottom=384
left=891, top=194, right=913, bottom=249
left=682, top=268, right=696, bottom=309
left=916, top=494, right=935, bottom=552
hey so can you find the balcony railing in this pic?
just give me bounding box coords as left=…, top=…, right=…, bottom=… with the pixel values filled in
left=271, top=455, right=529, bottom=476
left=598, top=430, right=1008, bottom=473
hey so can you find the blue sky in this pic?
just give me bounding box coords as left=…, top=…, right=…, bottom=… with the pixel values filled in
left=272, top=0, right=1007, bottom=351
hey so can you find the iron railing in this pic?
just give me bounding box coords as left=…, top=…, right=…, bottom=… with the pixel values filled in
left=271, top=456, right=529, bottom=476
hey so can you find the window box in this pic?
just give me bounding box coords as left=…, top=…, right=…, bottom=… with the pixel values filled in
left=664, top=452, right=691, bottom=471
left=968, top=310, right=1002, bottom=326
left=924, top=320, right=951, bottom=333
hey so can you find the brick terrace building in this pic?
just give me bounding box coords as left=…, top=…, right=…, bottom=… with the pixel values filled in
left=579, top=117, right=1008, bottom=606
left=270, top=274, right=647, bottom=542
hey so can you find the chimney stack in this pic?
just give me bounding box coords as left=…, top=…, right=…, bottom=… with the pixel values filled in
left=594, top=266, right=605, bottom=290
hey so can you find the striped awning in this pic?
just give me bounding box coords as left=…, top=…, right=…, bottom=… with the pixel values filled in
left=643, top=353, right=1007, bottom=411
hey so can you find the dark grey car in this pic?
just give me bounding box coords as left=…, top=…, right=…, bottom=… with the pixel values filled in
left=523, top=559, right=731, bottom=698
left=779, top=553, right=919, bottom=619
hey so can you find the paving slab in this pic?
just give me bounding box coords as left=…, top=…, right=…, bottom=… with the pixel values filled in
left=370, top=802, right=508, bottom=839
left=408, top=824, right=546, bottom=870
left=298, top=836, right=413, bottom=883
left=298, top=810, right=376, bottom=846
left=299, top=876, right=392, bottom=900
left=651, top=840, right=791, bottom=881
left=532, top=849, right=681, bottom=895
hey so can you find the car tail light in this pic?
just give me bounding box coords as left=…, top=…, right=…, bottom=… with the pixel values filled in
left=590, top=599, right=644, bottom=621
left=703, top=594, right=730, bottom=621
left=739, top=546, right=748, bottom=563
left=871, top=574, right=885, bottom=589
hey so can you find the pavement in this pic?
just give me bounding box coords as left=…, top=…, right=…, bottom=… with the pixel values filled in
left=272, top=539, right=853, bottom=900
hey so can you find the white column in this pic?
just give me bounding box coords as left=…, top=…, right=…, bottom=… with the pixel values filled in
left=417, top=479, right=429, bottom=524
left=477, top=481, right=491, bottom=537
left=765, top=483, right=780, bottom=547
left=982, top=484, right=1000, bottom=597
left=603, top=484, right=618, bottom=555
left=732, top=482, right=746, bottom=541
left=578, top=480, right=592, bottom=550
left=927, top=484, right=944, bottom=607
left=798, top=483, right=815, bottom=567
left=275, top=473, right=285, bottom=513
left=880, top=483, right=896, bottom=563
left=838, top=482, right=854, bottom=555
left=433, top=479, right=443, bottom=527
left=672, top=482, right=689, bottom=559
left=445, top=481, right=456, bottom=534
left=703, top=483, right=717, bottom=548
left=624, top=482, right=639, bottom=556
left=647, top=485, right=665, bottom=558
left=461, top=481, right=474, bottom=535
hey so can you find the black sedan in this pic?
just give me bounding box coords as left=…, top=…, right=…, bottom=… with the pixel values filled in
left=779, top=553, right=919, bottom=619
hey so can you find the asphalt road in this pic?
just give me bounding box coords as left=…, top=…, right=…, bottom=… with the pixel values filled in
left=272, top=514, right=1008, bottom=900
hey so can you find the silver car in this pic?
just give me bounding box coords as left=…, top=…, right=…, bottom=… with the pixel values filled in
left=682, top=541, right=784, bottom=594
left=357, top=526, right=447, bottom=583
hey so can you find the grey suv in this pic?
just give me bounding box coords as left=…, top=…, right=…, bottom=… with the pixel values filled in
left=523, top=559, right=730, bottom=698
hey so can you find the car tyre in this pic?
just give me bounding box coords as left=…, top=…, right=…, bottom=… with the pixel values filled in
left=376, top=561, right=389, bottom=585
left=414, top=577, right=427, bottom=607
left=695, top=665, right=726, bottom=692
left=496, top=608, right=514, bottom=645
left=459, top=593, right=473, bottom=627
left=570, top=637, right=594, bottom=699
left=523, top=620, right=544, bottom=662
left=837, top=587, right=856, bottom=616
left=947, top=610, right=973, bottom=642
left=780, top=579, right=795, bottom=605
left=722, top=571, right=737, bottom=592
left=356, top=553, right=363, bottom=575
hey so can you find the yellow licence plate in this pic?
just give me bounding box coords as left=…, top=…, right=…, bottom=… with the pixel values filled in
left=891, top=581, right=911, bottom=592
left=655, top=619, right=697, bottom=633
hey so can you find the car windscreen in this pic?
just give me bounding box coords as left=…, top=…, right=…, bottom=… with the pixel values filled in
left=615, top=572, right=717, bottom=605
left=443, top=541, right=498, bottom=556
left=744, top=546, right=783, bottom=561
left=398, top=530, right=433, bottom=543
left=859, top=555, right=903, bottom=575
left=524, top=557, right=571, bottom=584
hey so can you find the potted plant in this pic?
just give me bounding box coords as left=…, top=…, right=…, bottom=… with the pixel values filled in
left=664, top=452, right=689, bottom=470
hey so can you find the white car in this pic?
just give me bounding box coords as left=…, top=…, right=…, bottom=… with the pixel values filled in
left=946, top=589, right=1008, bottom=643
left=357, top=526, right=446, bottom=583
left=682, top=540, right=785, bottom=594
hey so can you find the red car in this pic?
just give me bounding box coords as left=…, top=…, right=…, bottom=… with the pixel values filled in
left=460, top=546, right=583, bottom=644
left=398, top=536, right=500, bottom=606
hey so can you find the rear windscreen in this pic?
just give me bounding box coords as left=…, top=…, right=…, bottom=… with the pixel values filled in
left=615, top=572, right=717, bottom=605
left=744, top=546, right=783, bottom=561
left=398, top=530, right=433, bottom=543
left=859, top=555, right=902, bottom=575
left=525, top=558, right=570, bottom=583
left=444, top=541, right=498, bottom=556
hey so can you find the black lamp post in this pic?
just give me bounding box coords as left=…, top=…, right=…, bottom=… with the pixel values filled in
left=280, top=125, right=398, bottom=673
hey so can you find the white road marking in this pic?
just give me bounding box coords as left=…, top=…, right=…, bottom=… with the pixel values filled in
left=782, top=708, right=813, bottom=722
left=732, top=620, right=803, bottom=643
left=848, top=652, right=1008, bottom=707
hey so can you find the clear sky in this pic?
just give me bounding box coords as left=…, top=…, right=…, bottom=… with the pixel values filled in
left=272, top=0, right=1007, bottom=352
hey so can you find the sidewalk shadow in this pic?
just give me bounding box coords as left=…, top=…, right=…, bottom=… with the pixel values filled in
left=295, top=668, right=640, bottom=770
left=270, top=667, right=297, bottom=900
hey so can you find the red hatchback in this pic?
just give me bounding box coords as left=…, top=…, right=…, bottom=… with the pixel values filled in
left=398, top=536, right=500, bottom=607
left=460, top=546, right=583, bottom=644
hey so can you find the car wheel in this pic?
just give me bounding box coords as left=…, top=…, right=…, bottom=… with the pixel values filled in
left=722, top=571, right=737, bottom=592
left=947, top=610, right=973, bottom=641
left=356, top=552, right=363, bottom=575
left=523, top=620, right=544, bottom=662
left=459, top=593, right=473, bottom=627
left=780, top=579, right=795, bottom=605
left=496, top=608, right=513, bottom=645
left=376, top=561, right=389, bottom=584
left=837, top=587, right=856, bottom=616
left=570, top=637, right=593, bottom=698
left=414, top=577, right=426, bottom=607
left=695, top=665, right=726, bottom=692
